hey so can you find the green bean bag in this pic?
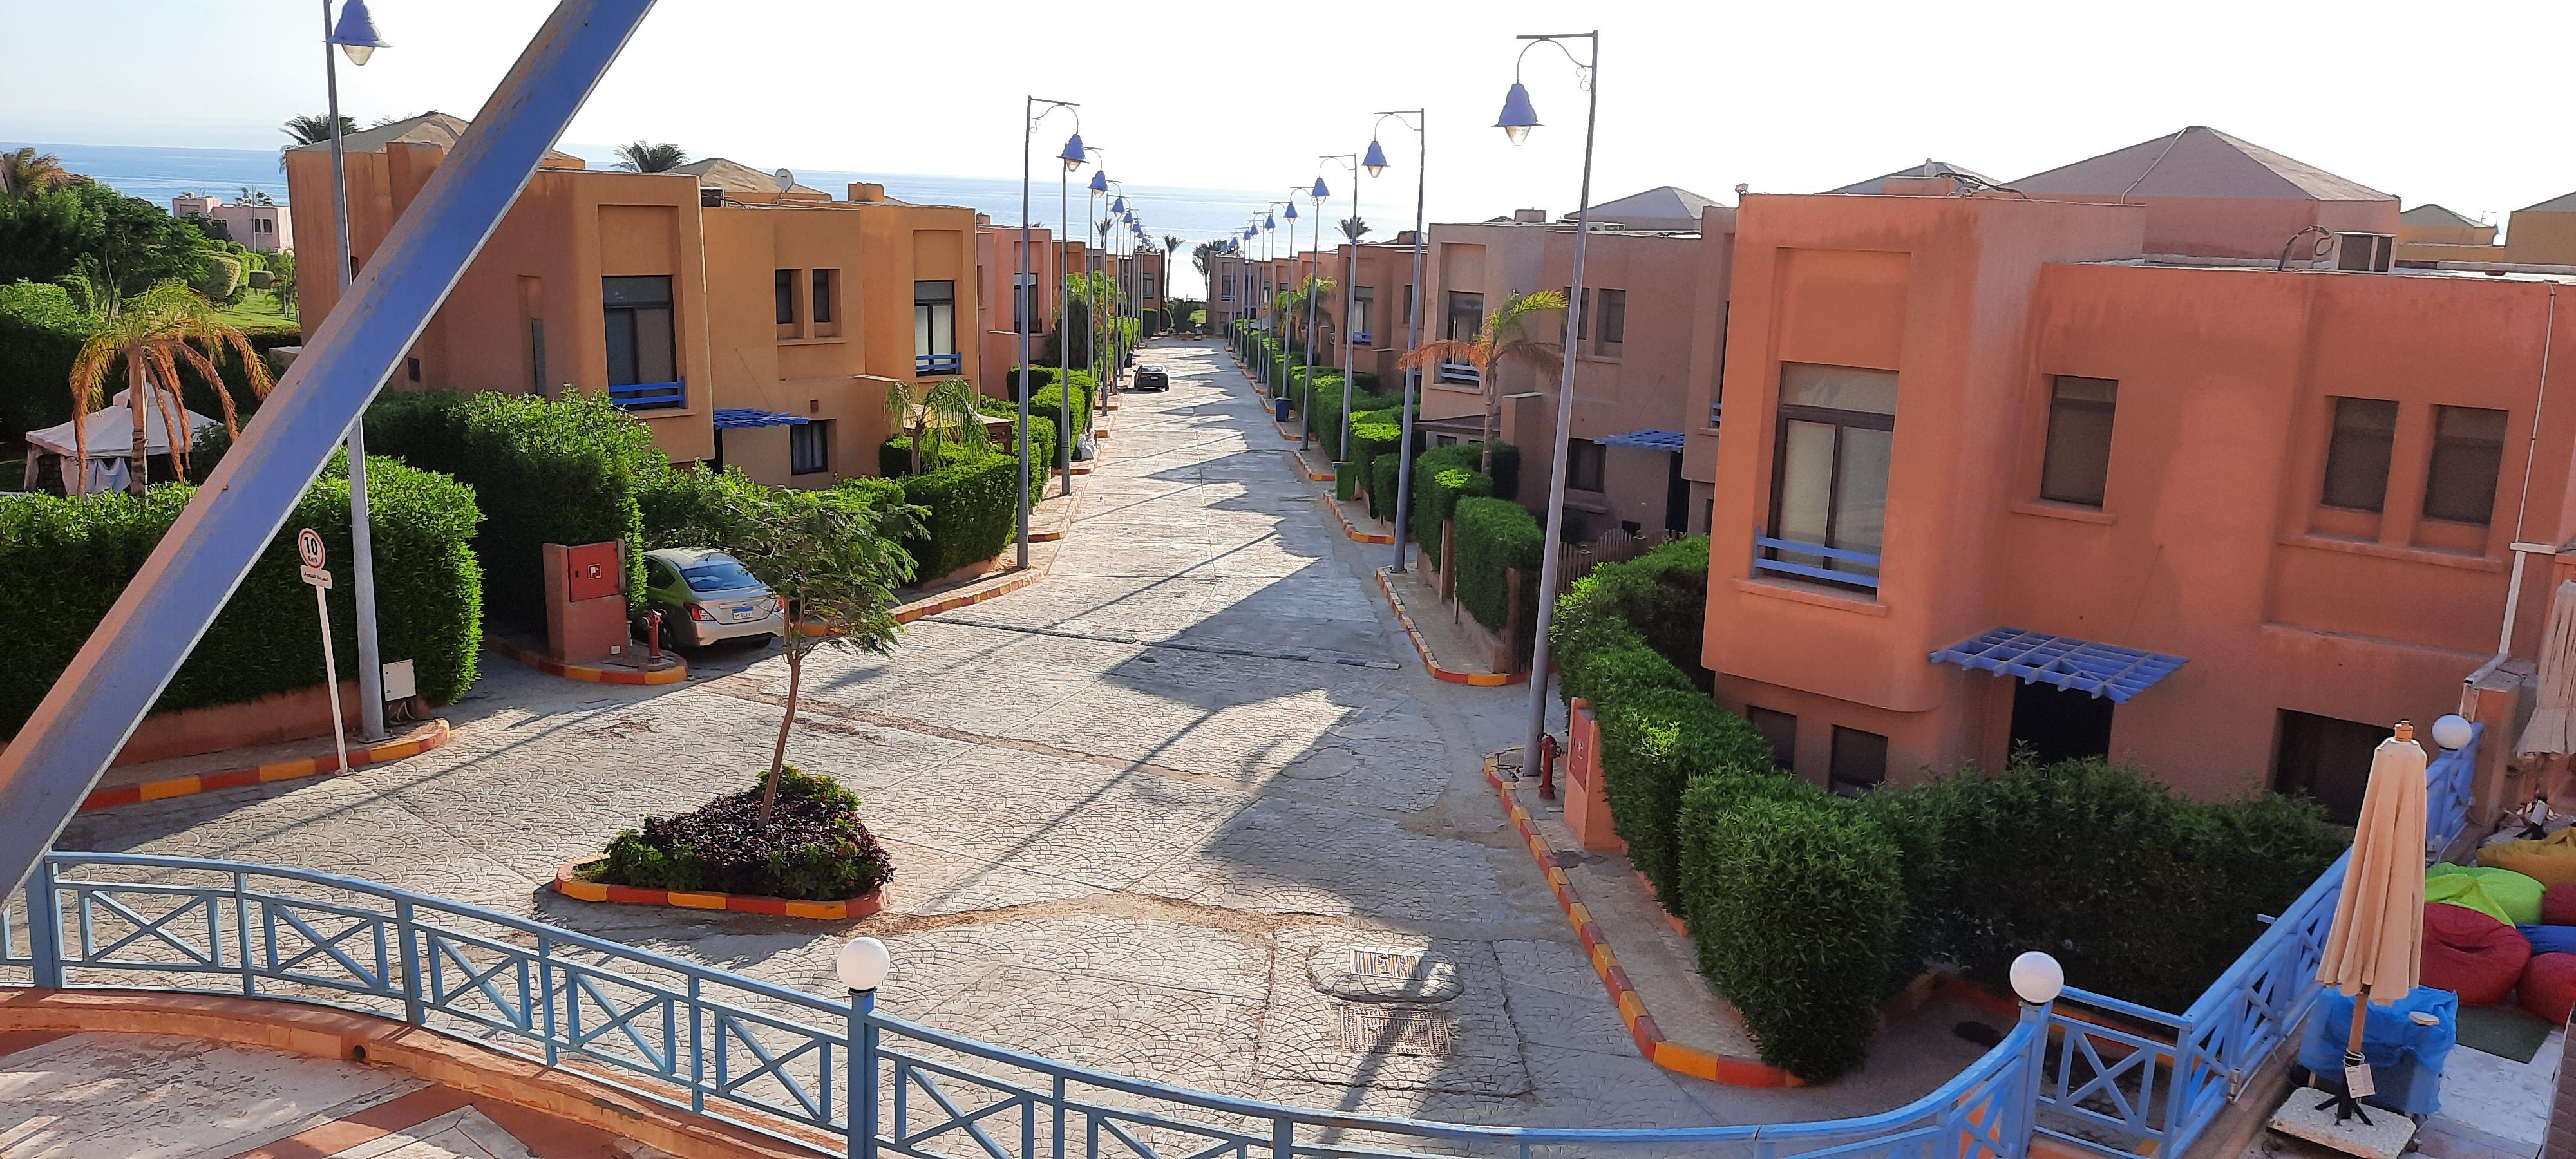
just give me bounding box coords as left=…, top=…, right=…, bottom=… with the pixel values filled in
left=2428, top=862, right=2544, bottom=927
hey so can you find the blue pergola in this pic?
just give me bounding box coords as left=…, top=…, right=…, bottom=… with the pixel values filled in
left=1928, top=627, right=2187, bottom=702
left=712, top=408, right=808, bottom=430
left=1597, top=428, right=1685, bottom=453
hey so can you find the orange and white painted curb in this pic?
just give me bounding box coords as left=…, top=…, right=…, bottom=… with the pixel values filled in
left=551, top=858, right=884, bottom=921
left=492, top=637, right=688, bottom=686
left=893, top=567, right=1041, bottom=623
left=1376, top=569, right=1531, bottom=687
left=80, top=719, right=454, bottom=813
left=1483, top=753, right=1803, bottom=1088
left=1323, top=495, right=1396, bottom=545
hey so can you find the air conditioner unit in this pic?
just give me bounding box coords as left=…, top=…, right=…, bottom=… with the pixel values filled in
left=2328, top=231, right=2395, bottom=273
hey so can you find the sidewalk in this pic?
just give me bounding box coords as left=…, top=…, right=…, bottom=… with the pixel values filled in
left=1376, top=562, right=1528, bottom=686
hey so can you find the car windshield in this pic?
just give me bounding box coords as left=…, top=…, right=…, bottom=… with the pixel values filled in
left=679, top=557, right=759, bottom=592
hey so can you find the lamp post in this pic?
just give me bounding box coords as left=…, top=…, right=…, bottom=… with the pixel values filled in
left=1370, top=110, right=1428, bottom=572
left=1499, top=30, right=1603, bottom=778
left=1287, top=190, right=1314, bottom=447
left=1319, top=155, right=1359, bottom=467
left=837, top=936, right=891, bottom=1159
left=1065, top=158, right=1104, bottom=497
left=322, top=0, right=390, bottom=742
left=1018, top=100, right=1082, bottom=571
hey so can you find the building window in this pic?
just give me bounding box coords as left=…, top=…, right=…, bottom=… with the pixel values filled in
left=2273, top=710, right=2389, bottom=825
left=2321, top=396, right=2398, bottom=513
left=1352, top=286, right=1374, bottom=337
left=1143, top=275, right=1157, bottom=299
left=1594, top=288, right=1625, bottom=355
left=601, top=275, right=676, bottom=387
left=1768, top=363, right=1897, bottom=588
left=774, top=269, right=796, bottom=326
left=811, top=269, right=836, bottom=325
left=790, top=420, right=831, bottom=476
left=1014, top=272, right=1039, bottom=330
left=1829, top=726, right=1888, bottom=796
left=1445, top=291, right=1483, bottom=343
left=1563, top=287, right=1591, bottom=340
left=915, top=280, right=958, bottom=361
left=1747, top=707, right=1796, bottom=771
left=2423, top=405, right=2507, bottom=524
left=2039, top=375, right=2118, bottom=507
left=1403, top=287, right=1414, bottom=325
left=1220, top=274, right=1234, bottom=303
left=1568, top=438, right=1605, bottom=492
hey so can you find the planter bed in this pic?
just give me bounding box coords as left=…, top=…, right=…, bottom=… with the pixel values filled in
left=554, top=767, right=894, bottom=921
left=552, top=856, right=885, bottom=920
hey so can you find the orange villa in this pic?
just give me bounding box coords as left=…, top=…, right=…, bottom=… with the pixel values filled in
left=287, top=113, right=983, bottom=487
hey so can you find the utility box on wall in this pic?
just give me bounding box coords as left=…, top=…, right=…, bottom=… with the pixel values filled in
left=542, top=541, right=629, bottom=664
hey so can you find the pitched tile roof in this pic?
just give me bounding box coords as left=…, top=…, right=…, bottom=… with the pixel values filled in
left=285, top=111, right=583, bottom=167
left=2009, top=126, right=2391, bottom=202
left=1826, top=160, right=1997, bottom=195
left=2400, top=203, right=2479, bottom=226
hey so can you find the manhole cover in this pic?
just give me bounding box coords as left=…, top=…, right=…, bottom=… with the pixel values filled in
left=1353, top=948, right=1420, bottom=979
left=1336, top=1006, right=1457, bottom=1057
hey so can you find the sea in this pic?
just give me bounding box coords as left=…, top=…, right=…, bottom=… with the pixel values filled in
left=14, top=141, right=1415, bottom=299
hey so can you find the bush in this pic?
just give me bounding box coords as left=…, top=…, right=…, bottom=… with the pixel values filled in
left=1452, top=496, right=1544, bottom=645
left=1679, top=789, right=1904, bottom=1082
left=896, top=454, right=1018, bottom=579
left=1597, top=687, right=1779, bottom=907
left=1555, top=536, right=1711, bottom=688
left=600, top=766, right=895, bottom=901
left=1002, top=365, right=1057, bottom=395
left=1368, top=450, right=1401, bottom=522
left=975, top=396, right=1058, bottom=495
left=0, top=457, right=483, bottom=734
left=0, top=281, right=94, bottom=442
left=1406, top=444, right=1490, bottom=557
left=365, top=390, right=660, bottom=633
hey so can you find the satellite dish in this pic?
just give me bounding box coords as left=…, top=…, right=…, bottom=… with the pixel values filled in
left=773, top=168, right=796, bottom=192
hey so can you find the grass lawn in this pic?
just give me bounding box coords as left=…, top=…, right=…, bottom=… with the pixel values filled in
left=215, top=290, right=299, bottom=336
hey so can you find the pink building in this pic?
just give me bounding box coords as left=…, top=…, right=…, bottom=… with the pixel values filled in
left=972, top=215, right=1068, bottom=396
left=171, top=192, right=292, bottom=252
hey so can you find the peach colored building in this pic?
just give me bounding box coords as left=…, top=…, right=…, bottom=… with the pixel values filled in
left=171, top=193, right=294, bottom=252
left=972, top=215, right=1067, bottom=396
left=287, top=113, right=980, bottom=488
left=1694, top=180, right=2575, bottom=827
left=2396, top=193, right=2576, bottom=268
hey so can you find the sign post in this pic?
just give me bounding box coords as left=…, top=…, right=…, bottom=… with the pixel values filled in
left=298, top=529, right=350, bottom=777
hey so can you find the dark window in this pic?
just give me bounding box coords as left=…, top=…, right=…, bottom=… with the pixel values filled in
left=2010, top=681, right=2114, bottom=767
left=1767, top=363, right=1897, bottom=588
left=2424, top=405, right=2507, bottom=524
left=774, top=269, right=796, bottom=325
left=1829, top=726, right=1888, bottom=796
left=528, top=319, right=547, bottom=397
left=1403, top=287, right=1414, bottom=325
left=1568, top=438, right=1605, bottom=492
left=790, top=420, right=831, bottom=476
left=2273, top=710, right=2391, bottom=825
left=2039, top=375, right=2118, bottom=507
left=1144, top=275, right=1157, bottom=299
left=602, top=275, right=676, bottom=387
left=2322, top=397, right=2398, bottom=512
left=1220, top=274, right=1234, bottom=303
left=1747, top=707, right=1796, bottom=771
left=1445, top=291, right=1483, bottom=343
left=1595, top=288, right=1626, bottom=353
left=1710, top=305, right=1731, bottom=429
left=811, top=269, right=835, bottom=325
left=405, top=356, right=420, bottom=382
left=1563, top=287, right=1590, bottom=340
left=1352, top=286, right=1374, bottom=337
left=915, top=280, right=957, bottom=359
left=1013, top=272, right=1039, bottom=330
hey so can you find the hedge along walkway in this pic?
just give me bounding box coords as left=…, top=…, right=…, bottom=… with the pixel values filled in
left=79, top=719, right=453, bottom=813
left=1375, top=565, right=1531, bottom=687
left=888, top=491, right=1083, bottom=625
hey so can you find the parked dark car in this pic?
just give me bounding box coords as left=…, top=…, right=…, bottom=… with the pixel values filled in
left=1134, top=364, right=1170, bottom=391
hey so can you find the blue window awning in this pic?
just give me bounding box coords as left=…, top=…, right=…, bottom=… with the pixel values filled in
left=712, top=408, right=810, bottom=430
left=1929, top=627, right=2186, bottom=702
left=1598, top=428, right=1685, bottom=452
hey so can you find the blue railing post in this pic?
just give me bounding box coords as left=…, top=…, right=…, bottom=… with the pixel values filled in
left=25, top=856, right=61, bottom=989
left=850, top=988, right=878, bottom=1159
left=395, top=898, right=424, bottom=1025
left=2008, top=952, right=2063, bottom=1159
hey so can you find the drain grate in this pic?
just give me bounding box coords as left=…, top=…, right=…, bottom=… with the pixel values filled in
left=1352, top=948, right=1421, bottom=979
left=1336, top=1006, right=1457, bottom=1056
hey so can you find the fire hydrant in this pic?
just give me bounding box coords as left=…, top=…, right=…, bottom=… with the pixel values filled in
left=1537, top=733, right=1561, bottom=801
left=646, top=609, right=664, bottom=663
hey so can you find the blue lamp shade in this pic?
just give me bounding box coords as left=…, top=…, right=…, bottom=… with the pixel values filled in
left=328, top=0, right=390, bottom=64
left=1311, top=176, right=1331, bottom=201
left=1264, top=213, right=1276, bottom=230
left=1110, top=196, right=1126, bottom=214
left=1059, top=132, right=1087, bottom=171
left=1497, top=81, right=1540, bottom=145
left=1088, top=170, right=1108, bottom=193
left=1363, top=139, right=1389, bottom=177
left=1243, top=227, right=1256, bottom=240
left=1283, top=202, right=1298, bottom=220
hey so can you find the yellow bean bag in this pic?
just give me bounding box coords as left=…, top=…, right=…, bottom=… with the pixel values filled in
left=2481, top=827, right=2576, bottom=887
left=2429, top=862, right=2544, bottom=926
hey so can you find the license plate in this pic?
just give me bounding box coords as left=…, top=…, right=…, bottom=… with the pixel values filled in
left=730, top=605, right=757, bottom=617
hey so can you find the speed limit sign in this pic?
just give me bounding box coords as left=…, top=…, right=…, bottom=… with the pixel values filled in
left=297, top=527, right=327, bottom=569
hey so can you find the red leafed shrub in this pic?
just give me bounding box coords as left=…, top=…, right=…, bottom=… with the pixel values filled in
left=601, top=766, right=894, bottom=901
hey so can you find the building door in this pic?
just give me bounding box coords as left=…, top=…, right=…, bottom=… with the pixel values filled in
left=2273, top=710, right=2391, bottom=825
left=2009, top=681, right=2114, bottom=767
left=1663, top=452, right=1689, bottom=533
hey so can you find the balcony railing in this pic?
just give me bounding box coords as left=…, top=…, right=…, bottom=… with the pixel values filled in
left=914, top=352, right=963, bottom=375
left=606, top=379, right=685, bottom=411
left=1752, top=529, right=1881, bottom=591
left=1436, top=361, right=1480, bottom=384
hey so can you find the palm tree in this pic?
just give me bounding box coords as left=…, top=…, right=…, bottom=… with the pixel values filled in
left=1338, top=216, right=1370, bottom=243
left=611, top=142, right=688, bottom=173
left=1192, top=241, right=1222, bottom=326
left=1, top=147, right=71, bottom=198
left=66, top=283, right=276, bottom=496
left=236, top=187, right=276, bottom=206
left=1397, top=290, right=1565, bottom=473
left=882, top=376, right=992, bottom=476
left=1275, top=275, right=1337, bottom=341
left=282, top=113, right=358, bottom=146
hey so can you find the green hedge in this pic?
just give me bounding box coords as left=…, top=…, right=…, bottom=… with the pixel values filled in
left=0, top=457, right=483, bottom=735
left=1368, top=451, right=1401, bottom=522
left=1554, top=536, right=1711, bottom=689
left=0, top=282, right=91, bottom=443
left=1598, top=686, right=1777, bottom=909
left=1451, top=496, right=1544, bottom=646
left=1407, top=444, right=1495, bottom=560
left=1003, top=365, right=1058, bottom=393
left=895, top=454, right=1018, bottom=579
left=365, top=390, right=658, bottom=633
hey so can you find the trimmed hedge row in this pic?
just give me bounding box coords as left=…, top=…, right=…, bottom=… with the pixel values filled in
left=1451, top=496, right=1544, bottom=650
left=0, top=457, right=484, bottom=735
left=894, top=455, right=1018, bottom=579
left=1406, top=443, right=1493, bottom=554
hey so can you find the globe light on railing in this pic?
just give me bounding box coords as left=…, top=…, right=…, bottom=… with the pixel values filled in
left=1495, top=80, right=1540, bottom=145
left=1059, top=132, right=1087, bottom=172
left=329, top=0, right=389, bottom=65
left=1363, top=138, right=1389, bottom=178
left=837, top=936, right=891, bottom=992
left=2432, top=713, right=2474, bottom=751
left=2009, top=951, right=2064, bottom=1006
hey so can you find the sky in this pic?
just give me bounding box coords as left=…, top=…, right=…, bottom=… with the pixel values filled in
left=6, top=0, right=2576, bottom=247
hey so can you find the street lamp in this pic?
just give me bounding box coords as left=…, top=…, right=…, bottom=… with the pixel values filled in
left=1501, top=30, right=1603, bottom=782
left=1320, top=153, right=1361, bottom=469
left=1287, top=189, right=1318, bottom=448
left=1371, top=109, right=1428, bottom=574
left=838, top=936, right=891, bottom=1158
left=1017, top=97, right=1081, bottom=570
left=322, top=0, right=391, bottom=742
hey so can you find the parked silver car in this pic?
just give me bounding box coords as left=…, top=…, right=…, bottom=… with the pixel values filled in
left=640, top=548, right=783, bottom=647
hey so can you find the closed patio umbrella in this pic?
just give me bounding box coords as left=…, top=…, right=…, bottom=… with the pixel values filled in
left=2517, top=581, right=2576, bottom=760
left=2311, top=720, right=2427, bottom=1124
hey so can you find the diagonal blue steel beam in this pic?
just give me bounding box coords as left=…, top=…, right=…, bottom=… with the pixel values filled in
left=0, top=0, right=658, bottom=894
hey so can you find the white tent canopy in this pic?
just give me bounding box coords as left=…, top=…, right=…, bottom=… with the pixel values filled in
left=24, top=390, right=219, bottom=460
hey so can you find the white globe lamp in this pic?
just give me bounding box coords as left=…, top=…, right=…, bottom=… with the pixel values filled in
left=2431, top=714, right=2474, bottom=751
left=2009, top=950, right=2064, bottom=1006
left=837, top=936, right=891, bottom=993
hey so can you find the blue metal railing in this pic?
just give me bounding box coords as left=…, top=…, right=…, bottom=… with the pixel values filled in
left=1753, top=529, right=1882, bottom=591
left=608, top=379, right=687, bottom=411
left=916, top=352, right=963, bottom=375
left=3, top=850, right=2047, bottom=1159
left=1435, top=361, right=1479, bottom=384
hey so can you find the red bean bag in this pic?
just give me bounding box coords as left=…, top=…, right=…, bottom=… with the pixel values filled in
left=2546, top=882, right=2576, bottom=926
left=2423, top=902, right=2532, bottom=1006
left=2524, top=954, right=2576, bottom=1025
